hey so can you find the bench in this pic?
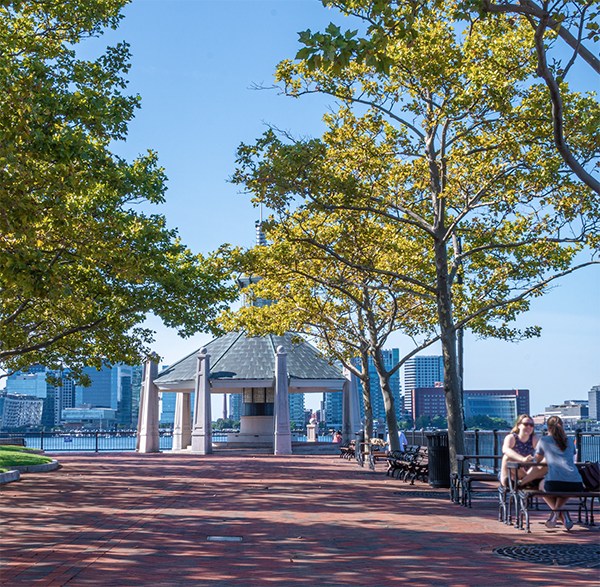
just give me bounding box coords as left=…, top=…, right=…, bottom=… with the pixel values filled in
left=386, top=446, right=428, bottom=484
left=452, top=455, right=503, bottom=513
left=505, top=461, right=599, bottom=531
left=339, top=440, right=355, bottom=460
left=516, top=489, right=600, bottom=533
left=0, top=438, right=27, bottom=447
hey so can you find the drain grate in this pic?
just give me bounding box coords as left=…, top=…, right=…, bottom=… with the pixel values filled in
left=393, top=491, right=448, bottom=498
left=494, top=544, right=599, bottom=568
left=207, top=536, right=243, bottom=542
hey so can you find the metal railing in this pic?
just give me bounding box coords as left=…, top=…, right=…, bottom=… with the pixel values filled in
left=0, top=429, right=336, bottom=452
left=403, top=429, right=600, bottom=471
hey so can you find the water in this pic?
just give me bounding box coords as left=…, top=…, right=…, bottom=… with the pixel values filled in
left=0, top=432, right=333, bottom=453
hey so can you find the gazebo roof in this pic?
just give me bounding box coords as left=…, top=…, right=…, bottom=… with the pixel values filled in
left=154, top=331, right=344, bottom=386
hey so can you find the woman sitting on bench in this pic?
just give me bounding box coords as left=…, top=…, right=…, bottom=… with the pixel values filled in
left=521, top=416, right=584, bottom=530
left=500, top=414, right=540, bottom=486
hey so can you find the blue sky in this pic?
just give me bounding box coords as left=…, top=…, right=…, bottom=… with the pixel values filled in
left=83, top=0, right=598, bottom=416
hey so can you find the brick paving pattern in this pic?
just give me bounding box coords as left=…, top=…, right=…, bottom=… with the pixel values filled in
left=0, top=453, right=598, bottom=586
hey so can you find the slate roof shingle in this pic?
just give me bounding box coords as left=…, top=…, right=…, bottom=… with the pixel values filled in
left=154, top=331, right=344, bottom=385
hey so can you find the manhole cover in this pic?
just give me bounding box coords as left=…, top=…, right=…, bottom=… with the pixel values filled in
left=393, top=491, right=448, bottom=498
left=494, top=544, right=599, bottom=568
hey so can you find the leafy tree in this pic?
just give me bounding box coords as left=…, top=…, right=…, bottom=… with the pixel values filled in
left=415, top=414, right=433, bottom=429
left=398, top=417, right=414, bottom=430
left=431, top=415, right=448, bottom=429
left=296, top=0, right=599, bottom=192
left=465, top=414, right=510, bottom=429
left=223, top=210, right=441, bottom=450
left=232, top=5, right=599, bottom=470
left=0, top=1, right=237, bottom=382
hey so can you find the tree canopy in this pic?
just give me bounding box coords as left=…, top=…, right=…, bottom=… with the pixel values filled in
left=0, top=0, right=236, bottom=381
left=231, top=2, right=599, bottom=469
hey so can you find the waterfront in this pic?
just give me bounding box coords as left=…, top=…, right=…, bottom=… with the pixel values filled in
left=1, top=430, right=598, bottom=461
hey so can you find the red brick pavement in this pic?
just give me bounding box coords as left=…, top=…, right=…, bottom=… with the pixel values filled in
left=0, top=452, right=598, bottom=586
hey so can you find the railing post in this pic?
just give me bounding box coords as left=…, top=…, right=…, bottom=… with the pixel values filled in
left=575, top=429, right=582, bottom=462
left=474, top=429, right=480, bottom=471
left=40, top=431, right=44, bottom=451
left=95, top=432, right=99, bottom=453
left=493, top=430, right=499, bottom=473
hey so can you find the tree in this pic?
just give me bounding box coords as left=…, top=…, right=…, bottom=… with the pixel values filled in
left=232, top=6, right=599, bottom=471
left=465, top=414, right=510, bottom=429
left=223, top=209, right=442, bottom=451
left=0, top=1, right=237, bottom=381
left=296, top=0, right=600, bottom=192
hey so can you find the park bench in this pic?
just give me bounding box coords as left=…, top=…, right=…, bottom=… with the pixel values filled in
left=356, top=440, right=386, bottom=469
left=452, top=455, right=504, bottom=515
left=0, top=438, right=26, bottom=447
left=516, top=488, right=599, bottom=533
left=506, top=461, right=600, bottom=532
left=339, top=440, right=355, bottom=460
left=386, top=446, right=428, bottom=484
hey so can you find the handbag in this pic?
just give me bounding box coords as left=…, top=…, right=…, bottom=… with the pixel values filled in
left=580, top=461, right=600, bottom=492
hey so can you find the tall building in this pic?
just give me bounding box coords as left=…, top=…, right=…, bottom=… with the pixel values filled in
left=410, top=387, right=529, bottom=424
left=6, top=367, right=75, bottom=428
left=76, top=365, right=135, bottom=427
left=589, top=385, right=599, bottom=422
left=403, top=355, right=444, bottom=415
left=229, top=393, right=242, bottom=421
left=131, top=365, right=143, bottom=426
left=289, top=393, right=305, bottom=427
left=323, top=391, right=343, bottom=429
left=0, top=392, right=43, bottom=429
left=159, top=391, right=176, bottom=425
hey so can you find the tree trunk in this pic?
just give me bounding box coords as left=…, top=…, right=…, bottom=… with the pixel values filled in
left=360, top=348, right=374, bottom=441
left=433, top=236, right=466, bottom=475
left=371, top=347, right=400, bottom=452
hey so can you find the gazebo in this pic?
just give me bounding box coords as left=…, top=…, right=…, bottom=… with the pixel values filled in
left=136, top=331, right=361, bottom=455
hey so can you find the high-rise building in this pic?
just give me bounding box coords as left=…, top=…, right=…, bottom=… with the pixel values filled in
left=131, top=365, right=143, bottom=426
left=229, top=393, right=242, bottom=421
left=0, top=392, right=44, bottom=429
left=589, top=385, right=599, bottom=422
left=76, top=365, right=135, bottom=427
left=323, top=391, right=343, bottom=429
left=289, top=393, right=305, bottom=427
left=403, top=355, right=444, bottom=414
left=159, top=391, right=176, bottom=425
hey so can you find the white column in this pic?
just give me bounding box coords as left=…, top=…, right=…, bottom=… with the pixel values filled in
left=173, top=392, right=192, bottom=451
left=137, top=357, right=160, bottom=453
left=342, top=367, right=361, bottom=444
left=191, top=349, right=212, bottom=454
left=274, top=345, right=292, bottom=455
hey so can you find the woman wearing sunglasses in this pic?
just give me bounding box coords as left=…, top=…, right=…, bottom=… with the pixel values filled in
left=521, top=415, right=584, bottom=530
left=500, top=414, right=540, bottom=487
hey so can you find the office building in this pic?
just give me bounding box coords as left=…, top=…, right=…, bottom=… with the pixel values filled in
left=0, top=392, right=44, bottom=429
left=403, top=355, right=444, bottom=414
left=159, top=391, right=176, bottom=425
left=75, top=365, right=135, bottom=427
left=289, top=393, right=305, bottom=427
left=589, top=386, right=599, bottom=422
left=410, top=388, right=530, bottom=424
left=131, top=365, right=143, bottom=426
left=229, top=393, right=242, bottom=421
left=6, top=367, right=75, bottom=428
left=545, top=400, right=589, bottom=426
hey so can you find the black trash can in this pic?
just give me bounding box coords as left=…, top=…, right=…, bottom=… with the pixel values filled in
left=426, top=432, right=451, bottom=488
